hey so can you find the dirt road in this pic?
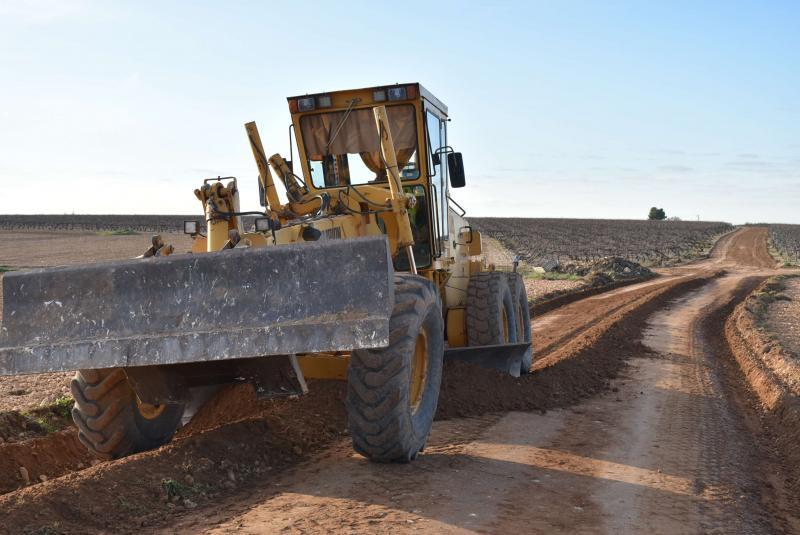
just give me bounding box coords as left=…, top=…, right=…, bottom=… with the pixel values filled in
left=2, top=227, right=796, bottom=534
left=149, top=227, right=793, bottom=534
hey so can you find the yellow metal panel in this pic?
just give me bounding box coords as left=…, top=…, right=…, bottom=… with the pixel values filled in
left=239, top=233, right=270, bottom=247
left=190, top=236, right=207, bottom=253
left=446, top=308, right=467, bottom=347
left=469, top=260, right=484, bottom=275
left=465, top=229, right=482, bottom=256
left=297, top=355, right=350, bottom=380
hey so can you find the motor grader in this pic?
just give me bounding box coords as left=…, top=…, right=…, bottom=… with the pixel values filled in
left=0, top=83, right=532, bottom=462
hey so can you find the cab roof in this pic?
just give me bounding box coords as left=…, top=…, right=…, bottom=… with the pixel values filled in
left=287, top=83, right=448, bottom=116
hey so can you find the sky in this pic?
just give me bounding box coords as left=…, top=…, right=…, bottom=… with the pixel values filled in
left=0, top=0, right=798, bottom=223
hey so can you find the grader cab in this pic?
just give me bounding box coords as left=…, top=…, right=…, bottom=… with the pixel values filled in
left=0, top=83, right=532, bottom=462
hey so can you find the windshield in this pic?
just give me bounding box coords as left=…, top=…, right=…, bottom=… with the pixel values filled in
left=300, top=104, right=420, bottom=188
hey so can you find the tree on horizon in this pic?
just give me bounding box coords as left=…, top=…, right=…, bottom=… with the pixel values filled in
left=648, top=207, right=667, bottom=220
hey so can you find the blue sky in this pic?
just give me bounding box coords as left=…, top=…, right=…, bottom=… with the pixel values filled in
left=1, top=0, right=798, bottom=223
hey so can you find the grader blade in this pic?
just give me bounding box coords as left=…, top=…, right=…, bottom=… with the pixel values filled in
left=444, top=342, right=532, bottom=377
left=0, top=236, right=393, bottom=375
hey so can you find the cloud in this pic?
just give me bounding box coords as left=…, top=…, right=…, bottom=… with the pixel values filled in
left=725, top=160, right=779, bottom=169
left=653, top=149, right=687, bottom=155
left=737, top=153, right=759, bottom=159
left=650, top=149, right=720, bottom=158
left=658, top=165, right=694, bottom=173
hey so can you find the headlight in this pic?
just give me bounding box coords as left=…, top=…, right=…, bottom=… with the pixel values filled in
left=317, top=95, right=332, bottom=108
left=255, top=217, right=273, bottom=232
left=297, top=97, right=315, bottom=112
left=387, top=86, right=407, bottom=101
left=183, top=220, right=199, bottom=235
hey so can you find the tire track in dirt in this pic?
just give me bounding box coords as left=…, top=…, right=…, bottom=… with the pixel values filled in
left=531, top=274, right=691, bottom=365
left=0, top=227, right=791, bottom=534
left=156, top=227, right=790, bottom=534
left=0, top=272, right=717, bottom=535
left=159, top=273, right=724, bottom=535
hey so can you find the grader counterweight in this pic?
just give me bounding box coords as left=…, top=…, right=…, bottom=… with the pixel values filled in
left=0, top=83, right=532, bottom=462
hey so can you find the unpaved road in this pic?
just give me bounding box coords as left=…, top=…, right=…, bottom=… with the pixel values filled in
left=2, top=227, right=798, bottom=534
left=154, top=227, right=796, bottom=534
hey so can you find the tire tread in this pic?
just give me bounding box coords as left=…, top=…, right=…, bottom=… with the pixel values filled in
left=347, top=273, right=443, bottom=463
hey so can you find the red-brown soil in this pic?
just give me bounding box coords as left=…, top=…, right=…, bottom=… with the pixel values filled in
left=0, top=226, right=797, bottom=535
left=725, top=277, right=800, bottom=494
left=0, top=430, right=92, bottom=495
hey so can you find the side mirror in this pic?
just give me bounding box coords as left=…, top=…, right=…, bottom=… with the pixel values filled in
left=448, top=152, right=465, bottom=188
left=258, top=179, right=266, bottom=207
left=431, top=152, right=441, bottom=166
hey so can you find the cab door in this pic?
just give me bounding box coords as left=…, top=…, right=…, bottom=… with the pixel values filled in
left=425, top=108, right=449, bottom=256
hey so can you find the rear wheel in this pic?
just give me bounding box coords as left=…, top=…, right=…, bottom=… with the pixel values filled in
left=71, top=368, right=184, bottom=459
left=509, top=273, right=533, bottom=374
left=347, top=273, right=444, bottom=462
left=466, top=271, right=518, bottom=347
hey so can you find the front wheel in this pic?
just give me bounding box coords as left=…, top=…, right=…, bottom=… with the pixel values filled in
left=346, top=273, right=444, bottom=462
left=71, top=368, right=184, bottom=459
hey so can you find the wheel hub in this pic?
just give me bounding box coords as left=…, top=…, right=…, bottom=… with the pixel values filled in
left=136, top=396, right=167, bottom=420
left=409, top=329, right=429, bottom=414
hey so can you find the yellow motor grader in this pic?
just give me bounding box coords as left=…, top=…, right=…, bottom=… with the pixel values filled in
left=0, top=83, right=531, bottom=462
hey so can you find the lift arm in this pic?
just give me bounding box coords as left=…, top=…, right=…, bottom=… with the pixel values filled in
left=373, top=105, right=417, bottom=272
left=245, top=121, right=282, bottom=217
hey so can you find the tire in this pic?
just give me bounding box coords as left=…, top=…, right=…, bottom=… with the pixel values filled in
left=508, top=273, right=533, bottom=374
left=466, top=271, right=518, bottom=347
left=347, top=273, right=444, bottom=462
left=71, top=368, right=184, bottom=459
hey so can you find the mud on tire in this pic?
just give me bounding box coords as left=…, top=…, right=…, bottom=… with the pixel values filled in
left=347, top=273, right=444, bottom=463
left=71, top=368, right=184, bottom=459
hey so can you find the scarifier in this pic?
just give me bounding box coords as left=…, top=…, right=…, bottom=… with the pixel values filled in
left=0, top=84, right=532, bottom=461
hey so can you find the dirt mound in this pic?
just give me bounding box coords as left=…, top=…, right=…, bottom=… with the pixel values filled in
left=437, top=274, right=713, bottom=419
left=559, top=257, right=653, bottom=282
left=725, top=278, right=800, bottom=493
left=0, top=430, right=92, bottom=495
left=0, top=381, right=349, bottom=534
left=0, top=399, right=75, bottom=444
left=523, top=258, right=657, bottom=317
left=0, top=411, right=49, bottom=443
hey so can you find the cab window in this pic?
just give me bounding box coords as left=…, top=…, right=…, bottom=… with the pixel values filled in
left=301, top=104, right=420, bottom=188
left=426, top=110, right=449, bottom=241
left=393, top=185, right=432, bottom=271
